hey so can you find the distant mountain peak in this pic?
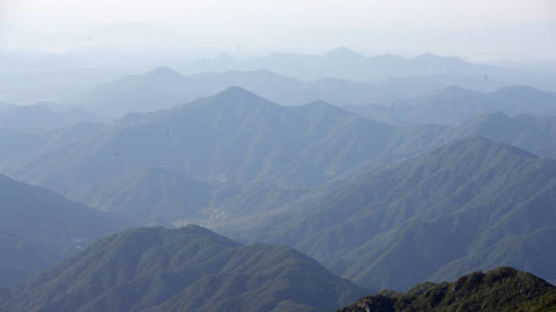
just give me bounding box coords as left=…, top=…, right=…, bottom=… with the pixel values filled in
left=212, top=86, right=268, bottom=102
left=176, top=86, right=278, bottom=112
left=144, top=66, right=184, bottom=79
left=326, top=47, right=366, bottom=59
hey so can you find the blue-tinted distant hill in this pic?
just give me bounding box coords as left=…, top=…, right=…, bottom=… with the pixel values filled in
left=0, top=121, right=108, bottom=174
left=182, top=48, right=556, bottom=89
left=67, top=60, right=553, bottom=118
left=16, top=87, right=444, bottom=195
left=0, top=104, right=104, bottom=133
left=0, top=174, right=127, bottom=286
left=348, top=85, right=556, bottom=125
left=3, top=48, right=555, bottom=108
left=443, top=112, right=556, bottom=157
left=66, top=67, right=404, bottom=117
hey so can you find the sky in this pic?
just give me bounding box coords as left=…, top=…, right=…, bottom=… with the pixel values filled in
left=1, top=0, right=555, bottom=60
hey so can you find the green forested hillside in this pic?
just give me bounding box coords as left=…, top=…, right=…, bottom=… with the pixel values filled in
left=336, top=267, right=556, bottom=312
left=1, top=226, right=365, bottom=312
left=220, top=138, right=556, bottom=290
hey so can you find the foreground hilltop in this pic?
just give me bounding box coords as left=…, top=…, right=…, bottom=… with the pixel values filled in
left=336, top=267, right=556, bottom=312
left=1, top=226, right=364, bottom=312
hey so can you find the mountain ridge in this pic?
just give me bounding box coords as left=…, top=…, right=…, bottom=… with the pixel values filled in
left=14, top=87, right=412, bottom=194
left=216, top=138, right=556, bottom=290
left=1, top=225, right=366, bottom=312
left=352, top=85, right=556, bottom=125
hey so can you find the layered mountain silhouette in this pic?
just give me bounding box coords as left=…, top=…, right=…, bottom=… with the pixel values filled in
left=3, top=47, right=556, bottom=312
left=444, top=112, right=556, bottom=157
left=66, top=168, right=215, bottom=225
left=0, top=129, right=45, bottom=171
left=67, top=67, right=422, bottom=118
left=184, top=48, right=554, bottom=89
left=0, top=174, right=127, bottom=286
left=0, top=104, right=104, bottom=133
left=0, top=226, right=365, bottom=312
left=351, top=85, right=556, bottom=125
left=67, top=167, right=307, bottom=226
left=3, top=48, right=556, bottom=106
left=67, top=67, right=201, bottom=118
left=336, top=267, right=556, bottom=312
left=68, top=60, right=549, bottom=118
left=5, top=85, right=556, bottom=300
left=220, top=138, right=556, bottom=290
left=15, top=87, right=445, bottom=195
left=0, top=121, right=108, bottom=174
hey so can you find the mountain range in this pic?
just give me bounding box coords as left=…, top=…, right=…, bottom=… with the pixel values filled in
left=49, top=110, right=556, bottom=229
left=13, top=87, right=446, bottom=196
left=3, top=48, right=555, bottom=110
left=348, top=85, right=556, bottom=125
left=443, top=112, right=556, bottom=157
left=217, top=138, right=556, bottom=290
left=65, top=66, right=456, bottom=118
left=67, top=64, right=556, bottom=118
left=2, top=46, right=556, bottom=312
left=182, top=48, right=556, bottom=89
left=2, top=84, right=556, bottom=301
left=0, top=225, right=365, bottom=312
left=10, top=87, right=556, bottom=231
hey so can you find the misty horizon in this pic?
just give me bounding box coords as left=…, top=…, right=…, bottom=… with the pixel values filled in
left=1, top=0, right=556, bottom=61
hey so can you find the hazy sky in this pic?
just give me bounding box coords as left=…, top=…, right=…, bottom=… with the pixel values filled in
left=1, top=0, right=555, bottom=60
